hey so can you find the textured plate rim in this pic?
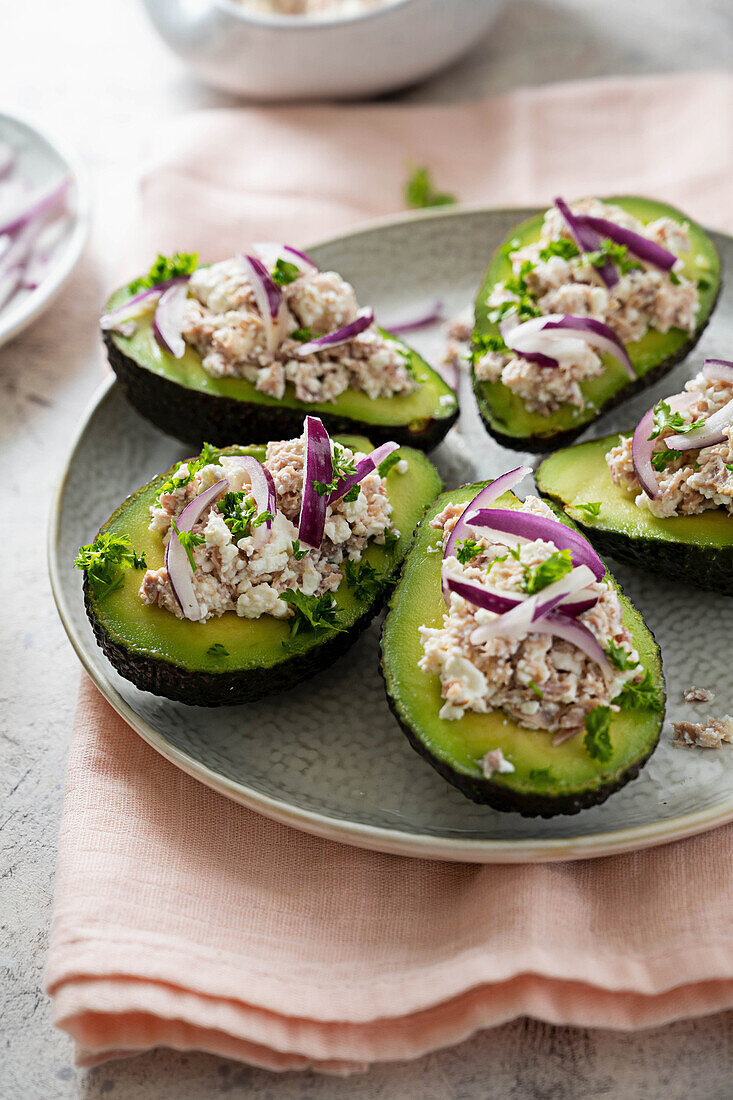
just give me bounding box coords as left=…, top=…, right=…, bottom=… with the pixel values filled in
left=0, top=111, right=91, bottom=349
left=48, top=206, right=733, bottom=863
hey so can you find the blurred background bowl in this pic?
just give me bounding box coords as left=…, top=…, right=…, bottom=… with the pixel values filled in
left=140, top=0, right=506, bottom=100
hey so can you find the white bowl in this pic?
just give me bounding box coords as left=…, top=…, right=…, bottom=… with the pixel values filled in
left=140, top=0, right=505, bottom=100
left=0, top=114, right=89, bottom=351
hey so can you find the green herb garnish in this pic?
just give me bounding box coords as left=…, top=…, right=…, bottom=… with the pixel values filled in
left=271, top=257, right=300, bottom=286
left=377, top=451, right=402, bottom=478
left=539, top=239, right=580, bottom=262
left=155, top=442, right=220, bottom=502
left=470, top=331, right=508, bottom=364
left=604, top=640, right=638, bottom=671
left=612, top=669, right=662, bottom=711
left=207, top=644, right=229, bottom=657
left=291, top=539, right=309, bottom=560
left=74, top=532, right=146, bottom=599
left=171, top=520, right=205, bottom=572
left=527, top=680, right=544, bottom=699
left=344, top=560, right=383, bottom=601
left=649, top=400, right=702, bottom=440
left=528, top=768, right=554, bottom=784
left=290, top=327, right=313, bottom=343
left=455, top=537, right=484, bottom=565
left=585, top=239, right=641, bottom=277
left=584, top=705, right=613, bottom=763
left=522, top=549, right=573, bottom=595
left=280, top=590, right=341, bottom=639
left=314, top=443, right=359, bottom=498
left=575, top=501, right=601, bottom=517
left=217, top=492, right=273, bottom=541
left=127, top=251, right=198, bottom=294
left=404, top=165, right=456, bottom=209
left=669, top=271, right=681, bottom=286
left=651, top=448, right=682, bottom=472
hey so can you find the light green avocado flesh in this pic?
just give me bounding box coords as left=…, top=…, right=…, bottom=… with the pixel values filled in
left=87, top=437, right=443, bottom=674
left=474, top=196, right=720, bottom=442
left=381, top=484, right=664, bottom=804
left=536, top=435, right=733, bottom=550
left=107, top=285, right=458, bottom=431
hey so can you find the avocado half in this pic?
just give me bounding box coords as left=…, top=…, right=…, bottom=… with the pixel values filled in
left=380, top=482, right=665, bottom=817
left=83, top=437, right=443, bottom=707
left=103, top=281, right=458, bottom=451
left=472, top=196, right=721, bottom=453
left=536, top=434, right=733, bottom=595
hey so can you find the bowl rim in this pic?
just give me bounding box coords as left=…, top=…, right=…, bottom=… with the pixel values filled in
left=211, top=0, right=419, bottom=30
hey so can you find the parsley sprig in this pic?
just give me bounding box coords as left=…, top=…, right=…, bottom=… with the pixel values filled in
left=404, top=165, right=456, bottom=209
left=612, top=669, right=662, bottom=711
left=585, top=238, right=641, bottom=277
left=522, top=549, right=573, bottom=596
left=604, top=640, right=639, bottom=671
left=651, top=448, right=682, bottom=472
left=171, top=520, right=205, bottom=572
left=127, top=251, right=198, bottom=294
left=584, top=705, right=613, bottom=763
left=455, top=538, right=484, bottom=565
left=470, top=331, right=508, bottom=365
left=344, top=560, right=383, bottom=602
left=291, top=539, right=309, bottom=560
left=649, top=399, right=703, bottom=441
left=539, top=239, right=580, bottom=262
left=271, top=257, right=300, bottom=286
left=313, top=444, right=360, bottom=501
left=155, top=442, right=220, bottom=503
left=280, top=590, right=342, bottom=640
left=217, top=492, right=273, bottom=541
left=74, top=532, right=147, bottom=599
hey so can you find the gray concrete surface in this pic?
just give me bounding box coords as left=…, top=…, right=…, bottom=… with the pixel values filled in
left=2, top=0, right=733, bottom=1096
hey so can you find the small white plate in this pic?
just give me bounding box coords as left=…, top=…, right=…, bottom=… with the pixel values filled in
left=0, top=112, right=90, bottom=350
left=49, top=206, right=733, bottom=863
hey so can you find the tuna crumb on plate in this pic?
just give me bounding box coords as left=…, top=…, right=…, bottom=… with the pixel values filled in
left=683, top=686, right=716, bottom=704
left=673, top=716, right=733, bottom=749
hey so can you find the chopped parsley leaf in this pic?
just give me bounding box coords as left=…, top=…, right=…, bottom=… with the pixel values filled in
left=313, top=443, right=359, bottom=498
left=501, top=237, right=521, bottom=259
left=271, top=257, right=300, bottom=286
left=280, top=590, right=341, bottom=639
left=217, top=492, right=273, bottom=541
left=504, top=260, right=536, bottom=298
left=648, top=399, right=702, bottom=440
left=612, top=668, right=662, bottom=711
left=127, top=251, right=198, bottom=294
left=698, top=276, right=711, bottom=291
left=487, top=296, right=541, bottom=325
left=74, top=532, right=146, bottom=599
left=377, top=451, right=402, bottom=478
left=539, top=238, right=580, bottom=262
left=155, top=442, right=220, bottom=502
left=344, top=559, right=383, bottom=601
left=171, top=520, right=205, bottom=572
left=575, top=501, right=601, bottom=517
left=669, top=271, right=681, bottom=286
left=522, top=549, right=573, bottom=595
left=651, top=448, right=682, bottom=472
left=470, top=331, right=507, bottom=365
left=491, top=545, right=521, bottom=568
left=584, top=705, right=613, bottom=763
left=404, top=165, right=457, bottom=209
left=207, top=644, right=229, bottom=657
left=290, top=326, right=313, bottom=343
left=527, top=680, right=544, bottom=699
left=291, top=539, right=309, bottom=560
left=605, top=640, right=638, bottom=671
left=528, top=767, right=554, bottom=784
left=455, top=537, right=484, bottom=565
left=584, top=239, right=641, bottom=277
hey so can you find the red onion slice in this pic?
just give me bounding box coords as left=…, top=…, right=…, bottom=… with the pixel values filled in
left=466, top=508, right=605, bottom=581
left=298, top=416, right=333, bottom=549
left=531, top=613, right=613, bottom=678
left=328, top=441, right=399, bottom=505
left=702, top=358, right=733, bottom=385
left=294, top=308, right=374, bottom=356
left=631, top=392, right=695, bottom=499
left=166, top=477, right=228, bottom=621
left=240, top=253, right=284, bottom=353
left=666, top=396, right=733, bottom=451
left=252, top=242, right=318, bottom=276
left=382, top=300, right=444, bottom=335
left=443, top=467, right=532, bottom=567
left=228, top=455, right=277, bottom=530
left=539, top=315, right=634, bottom=379
left=100, top=277, right=189, bottom=333
left=577, top=214, right=677, bottom=272
left=466, top=565, right=597, bottom=642
left=443, top=567, right=598, bottom=621
left=153, top=282, right=189, bottom=359
left=554, top=196, right=618, bottom=289
left=0, top=174, right=70, bottom=237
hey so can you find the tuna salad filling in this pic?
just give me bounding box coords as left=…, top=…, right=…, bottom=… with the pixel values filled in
left=607, top=359, right=733, bottom=518
left=139, top=425, right=400, bottom=624
left=473, top=197, right=700, bottom=415
left=180, top=249, right=417, bottom=405
left=419, top=472, right=647, bottom=745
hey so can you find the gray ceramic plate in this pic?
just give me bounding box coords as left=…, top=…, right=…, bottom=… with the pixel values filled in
left=49, top=207, right=733, bottom=863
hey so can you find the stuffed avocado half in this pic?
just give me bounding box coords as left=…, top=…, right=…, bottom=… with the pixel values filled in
left=77, top=429, right=443, bottom=707
left=471, top=196, right=720, bottom=452
left=102, top=247, right=458, bottom=452
left=380, top=473, right=665, bottom=817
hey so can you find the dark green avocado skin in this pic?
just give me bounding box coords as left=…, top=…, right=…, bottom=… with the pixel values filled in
left=85, top=575, right=392, bottom=708
left=535, top=496, right=733, bottom=597
left=472, top=292, right=720, bottom=454
left=104, top=333, right=458, bottom=453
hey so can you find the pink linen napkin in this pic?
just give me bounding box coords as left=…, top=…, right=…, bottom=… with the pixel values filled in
left=49, top=73, right=733, bottom=1072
